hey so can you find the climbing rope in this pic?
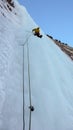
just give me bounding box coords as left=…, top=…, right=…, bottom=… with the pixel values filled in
left=21, top=32, right=34, bottom=130
left=22, top=44, right=25, bottom=130
left=27, top=36, right=35, bottom=130
left=27, top=41, right=32, bottom=130
left=23, top=46, right=25, bottom=130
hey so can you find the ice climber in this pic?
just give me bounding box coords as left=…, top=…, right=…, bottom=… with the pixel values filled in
left=32, top=27, right=42, bottom=38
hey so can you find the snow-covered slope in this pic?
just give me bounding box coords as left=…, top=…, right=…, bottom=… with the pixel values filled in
left=0, top=0, right=73, bottom=130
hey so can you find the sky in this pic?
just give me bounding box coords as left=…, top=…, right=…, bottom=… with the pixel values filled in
left=18, top=0, right=73, bottom=47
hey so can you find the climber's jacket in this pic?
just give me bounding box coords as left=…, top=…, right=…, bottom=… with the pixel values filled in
left=32, top=27, right=40, bottom=34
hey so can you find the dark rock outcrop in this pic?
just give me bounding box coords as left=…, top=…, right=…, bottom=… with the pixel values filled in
left=47, top=35, right=73, bottom=60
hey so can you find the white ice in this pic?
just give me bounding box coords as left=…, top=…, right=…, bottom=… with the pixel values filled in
left=0, top=0, right=73, bottom=130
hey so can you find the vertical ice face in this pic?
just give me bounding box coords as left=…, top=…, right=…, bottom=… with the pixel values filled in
left=0, top=0, right=73, bottom=130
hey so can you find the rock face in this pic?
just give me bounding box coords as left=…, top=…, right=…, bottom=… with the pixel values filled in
left=6, top=0, right=14, bottom=6
left=47, top=35, right=73, bottom=60
left=0, top=0, right=15, bottom=14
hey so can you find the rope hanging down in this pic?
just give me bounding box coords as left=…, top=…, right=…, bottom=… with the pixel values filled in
left=27, top=42, right=31, bottom=130
left=27, top=41, right=34, bottom=130
left=21, top=33, right=34, bottom=130
left=19, top=43, right=25, bottom=130
left=22, top=44, right=25, bottom=130
left=22, top=33, right=32, bottom=130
